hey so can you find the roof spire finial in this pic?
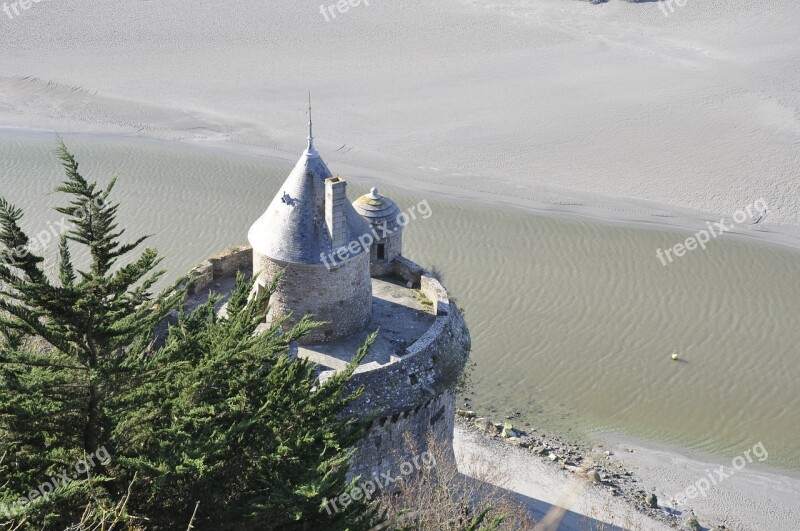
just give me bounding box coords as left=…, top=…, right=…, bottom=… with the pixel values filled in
left=305, top=91, right=319, bottom=158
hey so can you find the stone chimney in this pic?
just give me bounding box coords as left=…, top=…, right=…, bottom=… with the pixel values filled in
left=325, top=176, right=348, bottom=250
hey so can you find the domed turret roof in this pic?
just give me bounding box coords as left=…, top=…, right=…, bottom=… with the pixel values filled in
left=353, top=188, right=402, bottom=231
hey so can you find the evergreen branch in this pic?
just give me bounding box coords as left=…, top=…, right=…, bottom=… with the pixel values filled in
left=58, top=234, right=76, bottom=288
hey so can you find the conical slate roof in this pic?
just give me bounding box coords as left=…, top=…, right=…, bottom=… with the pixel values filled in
left=353, top=188, right=402, bottom=232
left=248, top=147, right=370, bottom=265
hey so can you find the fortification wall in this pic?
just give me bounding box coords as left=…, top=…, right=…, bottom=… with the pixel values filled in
left=350, top=390, right=457, bottom=481
left=393, top=255, right=424, bottom=287
left=186, top=247, right=471, bottom=483
left=186, top=244, right=252, bottom=296
left=322, top=269, right=471, bottom=481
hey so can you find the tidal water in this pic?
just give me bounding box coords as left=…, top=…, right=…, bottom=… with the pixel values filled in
left=2, top=131, right=799, bottom=469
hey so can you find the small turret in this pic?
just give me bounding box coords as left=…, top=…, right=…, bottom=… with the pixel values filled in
left=353, top=188, right=403, bottom=276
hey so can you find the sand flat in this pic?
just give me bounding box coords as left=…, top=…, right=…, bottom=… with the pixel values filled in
left=0, top=0, right=798, bottom=230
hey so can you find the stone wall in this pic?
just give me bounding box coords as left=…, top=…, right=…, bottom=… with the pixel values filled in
left=186, top=244, right=252, bottom=296
left=350, top=390, right=457, bottom=481
left=320, top=271, right=471, bottom=481
left=185, top=248, right=471, bottom=484
left=369, top=231, right=403, bottom=277
left=253, top=250, right=372, bottom=344
left=393, top=255, right=424, bottom=287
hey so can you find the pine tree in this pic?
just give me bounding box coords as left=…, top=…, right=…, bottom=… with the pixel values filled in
left=0, top=143, right=382, bottom=530
left=116, top=272, right=380, bottom=530
left=0, top=141, right=184, bottom=526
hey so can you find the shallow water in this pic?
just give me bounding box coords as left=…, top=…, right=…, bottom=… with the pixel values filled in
left=2, top=131, right=799, bottom=469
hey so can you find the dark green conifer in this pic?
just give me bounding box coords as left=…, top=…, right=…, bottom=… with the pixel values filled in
left=0, top=143, right=380, bottom=530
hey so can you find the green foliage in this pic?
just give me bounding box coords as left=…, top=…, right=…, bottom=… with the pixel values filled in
left=0, top=141, right=183, bottom=527
left=0, top=143, right=381, bottom=530
left=116, top=273, right=380, bottom=530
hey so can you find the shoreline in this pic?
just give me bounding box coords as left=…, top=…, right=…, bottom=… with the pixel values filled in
left=5, top=126, right=800, bottom=261
left=455, top=414, right=800, bottom=530
left=602, top=433, right=800, bottom=530
left=454, top=415, right=680, bottom=530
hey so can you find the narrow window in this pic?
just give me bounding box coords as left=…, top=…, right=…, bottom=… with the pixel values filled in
left=377, top=243, right=386, bottom=260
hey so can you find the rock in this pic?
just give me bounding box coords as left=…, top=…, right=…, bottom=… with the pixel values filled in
left=685, top=517, right=701, bottom=530
left=604, top=450, right=613, bottom=456
left=587, top=470, right=601, bottom=483
left=645, top=492, right=658, bottom=508
left=507, top=437, right=528, bottom=448
left=501, top=421, right=521, bottom=438
left=548, top=453, right=559, bottom=461
left=456, top=408, right=477, bottom=419
left=473, top=418, right=496, bottom=433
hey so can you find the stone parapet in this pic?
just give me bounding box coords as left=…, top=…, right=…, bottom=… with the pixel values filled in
left=182, top=248, right=471, bottom=484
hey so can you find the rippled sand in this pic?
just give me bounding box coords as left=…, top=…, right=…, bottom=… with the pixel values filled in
left=2, top=131, right=799, bottom=470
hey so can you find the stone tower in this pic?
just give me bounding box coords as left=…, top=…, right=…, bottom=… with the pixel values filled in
left=248, top=107, right=372, bottom=343
left=186, top=104, right=471, bottom=482
left=353, top=187, right=403, bottom=276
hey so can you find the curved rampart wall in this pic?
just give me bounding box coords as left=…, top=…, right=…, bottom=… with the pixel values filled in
left=185, top=247, right=472, bottom=482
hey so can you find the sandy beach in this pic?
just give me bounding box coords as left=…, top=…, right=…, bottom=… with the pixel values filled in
left=455, top=418, right=800, bottom=530
left=603, top=434, right=800, bottom=530
left=455, top=422, right=674, bottom=531
left=2, top=0, right=800, bottom=528
left=1, top=0, right=799, bottom=228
